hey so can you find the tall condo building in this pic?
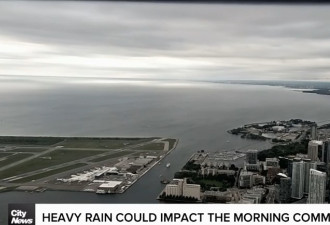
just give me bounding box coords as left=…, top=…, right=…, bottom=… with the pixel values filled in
left=291, top=161, right=305, bottom=199
left=311, top=124, right=317, bottom=140
left=303, top=159, right=317, bottom=194
left=308, top=169, right=326, bottom=204
left=323, top=139, right=330, bottom=164
left=277, top=177, right=292, bottom=203
left=308, top=140, right=324, bottom=162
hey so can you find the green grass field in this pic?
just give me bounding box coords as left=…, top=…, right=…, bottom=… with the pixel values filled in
left=0, top=150, right=104, bottom=179
left=61, top=138, right=152, bottom=149
left=89, top=151, right=134, bottom=162
left=134, top=143, right=165, bottom=151
left=11, top=163, right=87, bottom=183
left=163, top=138, right=177, bottom=150
left=0, top=136, right=64, bottom=145
left=0, top=152, right=14, bottom=157
left=0, top=153, right=33, bottom=168
left=0, top=136, right=171, bottom=184
left=10, top=148, right=48, bottom=153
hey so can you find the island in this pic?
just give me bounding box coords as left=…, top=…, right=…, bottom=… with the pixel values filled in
left=0, top=136, right=178, bottom=194
left=219, top=80, right=330, bottom=96
left=228, top=119, right=315, bottom=143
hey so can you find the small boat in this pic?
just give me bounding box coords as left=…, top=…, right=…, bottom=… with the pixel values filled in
left=96, top=189, right=106, bottom=194
left=166, top=163, right=171, bottom=168
left=160, top=179, right=170, bottom=184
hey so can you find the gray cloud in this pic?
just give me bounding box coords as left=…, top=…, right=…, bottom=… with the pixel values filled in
left=1, top=2, right=330, bottom=80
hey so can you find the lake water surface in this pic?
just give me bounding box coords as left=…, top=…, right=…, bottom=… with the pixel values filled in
left=1, top=76, right=330, bottom=220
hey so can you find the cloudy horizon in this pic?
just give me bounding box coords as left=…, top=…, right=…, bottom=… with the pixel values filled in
left=1, top=2, right=330, bottom=81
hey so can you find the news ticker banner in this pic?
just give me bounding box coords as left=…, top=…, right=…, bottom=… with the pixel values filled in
left=8, top=203, right=330, bottom=225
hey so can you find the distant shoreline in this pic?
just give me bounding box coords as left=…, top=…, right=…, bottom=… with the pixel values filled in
left=217, top=80, right=330, bottom=96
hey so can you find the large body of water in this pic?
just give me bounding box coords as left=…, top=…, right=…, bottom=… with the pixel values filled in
left=1, top=76, right=330, bottom=219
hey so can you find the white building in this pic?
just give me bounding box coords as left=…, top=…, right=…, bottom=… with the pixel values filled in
left=164, top=178, right=201, bottom=200
left=164, top=179, right=183, bottom=196
left=183, top=181, right=201, bottom=200
left=97, top=181, right=122, bottom=193
left=308, top=169, right=327, bottom=204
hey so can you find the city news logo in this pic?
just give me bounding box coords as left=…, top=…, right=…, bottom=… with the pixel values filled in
left=8, top=204, right=35, bottom=225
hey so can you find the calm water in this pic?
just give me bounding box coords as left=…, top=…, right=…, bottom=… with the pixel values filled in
left=1, top=76, right=330, bottom=219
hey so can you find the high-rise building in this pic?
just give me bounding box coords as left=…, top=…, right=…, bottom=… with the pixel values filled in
left=308, top=140, right=324, bottom=162
left=303, top=159, right=317, bottom=194
left=246, top=149, right=258, bottom=164
left=308, top=169, right=327, bottom=204
left=291, top=161, right=305, bottom=199
left=311, top=124, right=317, bottom=140
left=278, top=177, right=292, bottom=203
left=316, top=162, right=327, bottom=173
left=323, top=139, right=330, bottom=164
left=287, top=159, right=293, bottom=177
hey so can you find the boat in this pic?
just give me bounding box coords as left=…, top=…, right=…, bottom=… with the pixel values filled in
left=166, top=163, right=171, bottom=168
left=160, top=179, right=170, bottom=184
left=96, top=189, right=106, bottom=194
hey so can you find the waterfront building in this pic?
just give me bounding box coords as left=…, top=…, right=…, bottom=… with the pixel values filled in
left=303, top=159, right=317, bottom=194
left=308, top=169, right=326, bottom=204
left=164, top=178, right=201, bottom=200
left=246, top=150, right=258, bottom=164
left=291, top=161, right=305, bottom=199
left=308, top=140, right=324, bottom=162
left=96, top=181, right=122, bottom=194
left=183, top=181, right=201, bottom=200
left=164, top=179, right=183, bottom=196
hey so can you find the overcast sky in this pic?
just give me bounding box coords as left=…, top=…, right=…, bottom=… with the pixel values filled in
left=1, top=2, right=330, bottom=81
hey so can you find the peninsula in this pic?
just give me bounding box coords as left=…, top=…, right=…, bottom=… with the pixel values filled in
left=228, top=119, right=315, bottom=143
